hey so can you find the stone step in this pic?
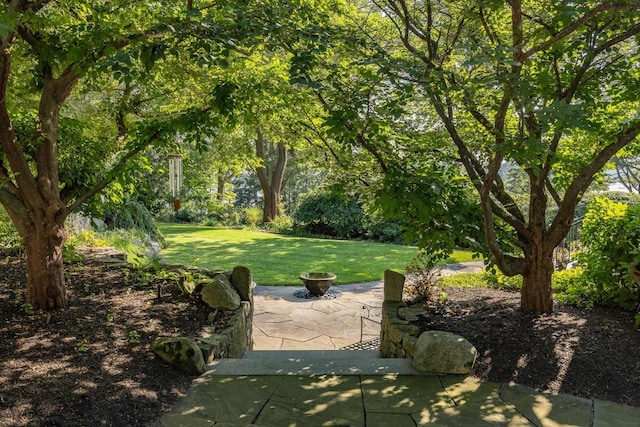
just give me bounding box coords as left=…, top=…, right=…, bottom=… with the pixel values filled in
left=206, top=355, right=422, bottom=376
left=241, top=349, right=381, bottom=360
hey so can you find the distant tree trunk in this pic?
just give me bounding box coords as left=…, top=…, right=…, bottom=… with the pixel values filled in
left=254, top=128, right=288, bottom=223
left=217, top=174, right=226, bottom=202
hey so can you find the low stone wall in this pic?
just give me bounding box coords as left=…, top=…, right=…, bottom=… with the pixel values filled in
left=380, top=269, right=478, bottom=375
left=197, top=266, right=254, bottom=361
left=152, top=265, right=254, bottom=374
left=380, top=270, right=421, bottom=358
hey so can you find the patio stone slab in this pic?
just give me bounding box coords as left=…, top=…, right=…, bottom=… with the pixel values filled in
left=257, top=376, right=364, bottom=426
left=280, top=335, right=336, bottom=350
left=366, top=412, right=417, bottom=427
left=160, top=374, right=283, bottom=425
left=253, top=312, right=291, bottom=323
left=361, top=374, right=453, bottom=414
left=256, top=322, right=322, bottom=342
left=593, top=400, right=640, bottom=427
left=500, top=383, right=593, bottom=427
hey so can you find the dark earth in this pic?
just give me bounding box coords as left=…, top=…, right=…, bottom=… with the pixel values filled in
left=407, top=286, right=640, bottom=408
left=0, top=253, right=224, bottom=427
left=1, top=254, right=639, bottom=426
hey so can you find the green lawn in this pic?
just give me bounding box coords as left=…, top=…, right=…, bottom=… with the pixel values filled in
left=157, top=223, right=476, bottom=285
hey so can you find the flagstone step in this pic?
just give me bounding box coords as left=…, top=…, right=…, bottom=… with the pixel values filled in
left=241, top=349, right=381, bottom=360
left=207, top=352, right=421, bottom=376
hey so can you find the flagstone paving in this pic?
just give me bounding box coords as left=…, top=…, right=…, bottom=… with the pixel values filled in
left=158, top=262, right=640, bottom=426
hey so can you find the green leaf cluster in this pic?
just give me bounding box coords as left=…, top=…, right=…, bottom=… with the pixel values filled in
left=574, top=198, right=640, bottom=310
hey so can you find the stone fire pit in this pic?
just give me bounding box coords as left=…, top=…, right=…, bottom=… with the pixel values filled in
left=299, top=272, right=337, bottom=296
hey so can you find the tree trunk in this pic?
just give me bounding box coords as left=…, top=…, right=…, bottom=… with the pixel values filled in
left=22, top=214, right=68, bottom=310
left=254, top=128, right=287, bottom=223
left=217, top=175, right=226, bottom=203
left=520, top=244, right=554, bottom=313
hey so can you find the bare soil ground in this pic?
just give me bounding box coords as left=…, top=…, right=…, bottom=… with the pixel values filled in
left=0, top=253, right=222, bottom=427
left=408, top=286, right=640, bottom=407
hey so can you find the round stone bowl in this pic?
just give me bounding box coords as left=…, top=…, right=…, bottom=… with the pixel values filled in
left=299, top=272, right=337, bottom=296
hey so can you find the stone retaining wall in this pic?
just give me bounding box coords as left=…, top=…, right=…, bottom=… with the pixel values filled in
left=85, top=246, right=255, bottom=372
left=198, top=266, right=254, bottom=361
left=380, top=270, right=420, bottom=358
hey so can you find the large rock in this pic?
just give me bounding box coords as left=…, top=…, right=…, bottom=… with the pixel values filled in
left=201, top=274, right=241, bottom=310
left=231, top=266, right=253, bottom=302
left=411, top=331, right=477, bottom=374
left=152, top=337, right=205, bottom=375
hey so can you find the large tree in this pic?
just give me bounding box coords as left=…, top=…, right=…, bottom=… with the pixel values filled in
left=364, top=0, right=640, bottom=312
left=0, top=1, right=257, bottom=310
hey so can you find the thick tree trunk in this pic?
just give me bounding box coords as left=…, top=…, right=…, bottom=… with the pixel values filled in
left=254, top=128, right=287, bottom=223
left=22, top=215, right=68, bottom=310
left=520, top=245, right=554, bottom=313
left=262, top=187, right=280, bottom=223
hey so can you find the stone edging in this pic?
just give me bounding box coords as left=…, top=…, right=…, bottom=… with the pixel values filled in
left=380, top=270, right=423, bottom=358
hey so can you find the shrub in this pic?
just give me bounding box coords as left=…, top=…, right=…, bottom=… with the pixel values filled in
left=404, top=252, right=445, bottom=303
left=573, top=198, right=640, bottom=310
left=265, top=215, right=294, bottom=234
left=294, top=190, right=366, bottom=239
left=242, top=207, right=263, bottom=227
left=364, top=217, right=404, bottom=243
left=552, top=267, right=592, bottom=307
left=103, top=199, right=164, bottom=244
left=482, top=269, right=523, bottom=291
left=439, top=272, right=488, bottom=288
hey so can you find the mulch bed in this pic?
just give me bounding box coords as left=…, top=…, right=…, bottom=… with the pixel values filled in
left=408, top=286, right=640, bottom=407
left=0, top=254, right=225, bottom=427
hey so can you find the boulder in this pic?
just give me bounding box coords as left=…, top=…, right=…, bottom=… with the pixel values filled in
left=152, top=337, right=205, bottom=375
left=411, top=331, right=477, bottom=374
left=231, top=266, right=253, bottom=302
left=201, top=274, right=241, bottom=310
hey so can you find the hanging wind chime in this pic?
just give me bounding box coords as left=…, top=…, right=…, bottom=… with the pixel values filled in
left=168, top=154, right=183, bottom=211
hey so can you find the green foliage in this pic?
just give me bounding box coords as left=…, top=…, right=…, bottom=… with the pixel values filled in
left=481, top=270, right=523, bottom=291
left=76, top=340, right=89, bottom=353
left=265, top=215, right=294, bottom=234
left=128, top=330, right=141, bottom=345
left=294, top=190, right=366, bottom=239
left=372, top=162, right=488, bottom=260
left=242, top=207, right=263, bottom=228
left=574, top=198, right=640, bottom=310
left=292, top=189, right=402, bottom=242
left=0, top=207, right=21, bottom=252
left=364, top=217, right=403, bottom=244
left=103, top=200, right=165, bottom=245
left=21, top=303, right=34, bottom=315
left=439, top=272, right=488, bottom=289
left=552, top=267, right=594, bottom=307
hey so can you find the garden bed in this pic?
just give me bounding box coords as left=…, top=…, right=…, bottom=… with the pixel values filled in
left=0, top=254, right=228, bottom=427
left=408, top=286, right=640, bottom=407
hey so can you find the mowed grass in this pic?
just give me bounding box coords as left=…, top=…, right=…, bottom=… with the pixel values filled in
left=157, top=222, right=476, bottom=285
